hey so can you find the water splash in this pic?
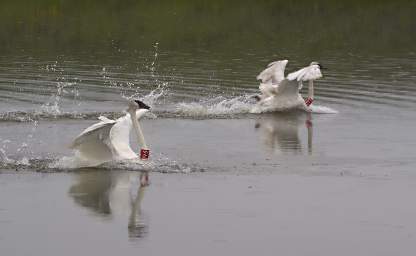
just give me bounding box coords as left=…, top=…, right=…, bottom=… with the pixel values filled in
left=44, top=82, right=75, bottom=114
left=118, top=42, right=169, bottom=107
left=106, top=156, right=199, bottom=174
left=0, top=140, right=13, bottom=166
left=40, top=64, right=78, bottom=117
left=0, top=152, right=201, bottom=174
left=309, top=105, right=338, bottom=114
left=122, top=82, right=169, bottom=107
left=175, top=95, right=256, bottom=117
left=0, top=111, right=101, bottom=122
left=1, top=97, right=336, bottom=123
left=0, top=118, right=40, bottom=168
left=0, top=141, right=32, bottom=169
left=174, top=93, right=338, bottom=117
left=149, top=42, right=159, bottom=74
left=48, top=153, right=201, bottom=174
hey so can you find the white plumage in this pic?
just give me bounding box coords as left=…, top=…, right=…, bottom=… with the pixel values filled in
left=256, top=59, right=288, bottom=84
left=287, top=61, right=323, bottom=82
left=70, top=100, right=152, bottom=167
left=253, top=60, right=324, bottom=112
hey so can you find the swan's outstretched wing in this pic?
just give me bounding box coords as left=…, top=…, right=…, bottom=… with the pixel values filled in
left=275, top=79, right=302, bottom=96
left=70, top=113, right=136, bottom=161
left=287, top=65, right=322, bottom=82
left=109, top=114, right=137, bottom=159
left=70, top=109, right=151, bottom=164
left=69, top=118, right=117, bottom=166
left=70, top=117, right=116, bottom=149
left=256, top=60, right=288, bottom=85
left=98, top=116, right=114, bottom=123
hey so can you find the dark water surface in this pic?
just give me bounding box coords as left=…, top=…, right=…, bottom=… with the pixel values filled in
left=1, top=1, right=416, bottom=255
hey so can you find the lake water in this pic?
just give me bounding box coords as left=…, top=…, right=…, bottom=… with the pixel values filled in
left=1, top=1, right=416, bottom=255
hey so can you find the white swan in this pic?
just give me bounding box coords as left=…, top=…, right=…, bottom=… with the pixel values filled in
left=70, top=100, right=152, bottom=167
left=253, top=60, right=324, bottom=112
left=256, top=59, right=288, bottom=99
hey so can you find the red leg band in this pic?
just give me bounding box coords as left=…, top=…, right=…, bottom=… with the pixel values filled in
left=140, top=149, right=150, bottom=160
left=304, top=97, right=314, bottom=106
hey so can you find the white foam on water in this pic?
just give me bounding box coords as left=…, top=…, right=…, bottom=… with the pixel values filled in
left=174, top=94, right=337, bottom=117
left=309, top=105, right=338, bottom=114
left=48, top=152, right=197, bottom=174
left=249, top=98, right=305, bottom=114
left=175, top=95, right=256, bottom=117
left=49, top=155, right=87, bottom=169
left=0, top=150, right=31, bottom=168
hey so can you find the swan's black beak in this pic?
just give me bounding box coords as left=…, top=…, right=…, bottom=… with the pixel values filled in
left=318, top=63, right=328, bottom=70
left=134, top=100, right=151, bottom=110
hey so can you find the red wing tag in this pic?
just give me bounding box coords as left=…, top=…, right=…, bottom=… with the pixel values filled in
left=140, top=149, right=150, bottom=160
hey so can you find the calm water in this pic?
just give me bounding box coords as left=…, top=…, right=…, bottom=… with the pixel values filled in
left=1, top=1, right=416, bottom=255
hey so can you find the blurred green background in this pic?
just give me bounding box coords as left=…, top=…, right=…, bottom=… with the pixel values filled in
left=1, top=0, right=415, bottom=56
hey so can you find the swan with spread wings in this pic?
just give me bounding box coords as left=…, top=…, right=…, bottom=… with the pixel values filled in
left=254, top=60, right=325, bottom=111
left=70, top=99, right=152, bottom=167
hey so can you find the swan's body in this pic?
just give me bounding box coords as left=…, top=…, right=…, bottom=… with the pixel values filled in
left=70, top=100, right=151, bottom=167
left=253, top=60, right=324, bottom=112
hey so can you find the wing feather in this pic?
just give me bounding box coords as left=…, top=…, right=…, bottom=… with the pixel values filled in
left=98, top=116, right=114, bottom=122
left=256, top=60, right=288, bottom=85
left=70, top=121, right=115, bottom=149
left=287, top=65, right=322, bottom=81
left=70, top=109, right=151, bottom=162
left=109, top=114, right=136, bottom=159
left=275, top=79, right=301, bottom=96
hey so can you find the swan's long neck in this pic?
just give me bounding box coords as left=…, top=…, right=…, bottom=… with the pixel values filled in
left=129, top=110, right=148, bottom=150
left=308, top=80, right=314, bottom=99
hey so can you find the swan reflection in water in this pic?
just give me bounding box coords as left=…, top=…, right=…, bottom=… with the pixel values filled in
left=68, top=170, right=150, bottom=239
left=128, top=171, right=148, bottom=238
left=254, top=112, right=313, bottom=154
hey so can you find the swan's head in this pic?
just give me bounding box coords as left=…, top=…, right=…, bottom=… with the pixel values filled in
left=310, top=61, right=326, bottom=70
left=127, top=99, right=150, bottom=113
left=134, top=100, right=150, bottom=110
